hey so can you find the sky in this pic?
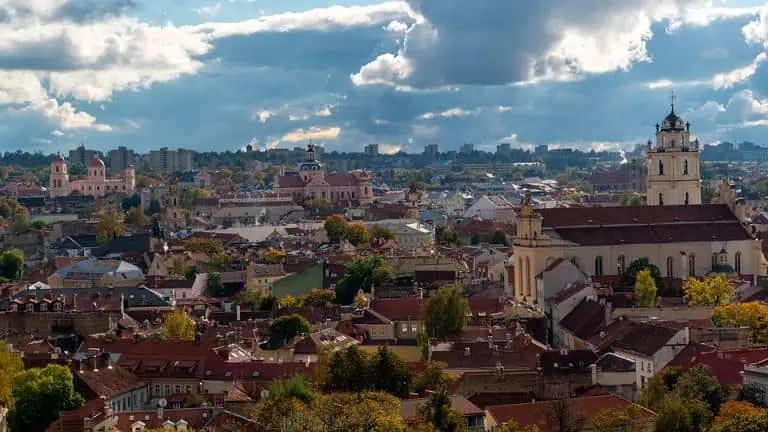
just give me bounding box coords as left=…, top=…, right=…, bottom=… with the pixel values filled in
left=2, top=0, right=768, bottom=155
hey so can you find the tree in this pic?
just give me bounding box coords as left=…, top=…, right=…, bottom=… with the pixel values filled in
left=10, top=205, right=29, bottom=234
left=713, top=302, right=768, bottom=344
left=205, top=272, right=224, bottom=297
left=125, top=206, right=150, bottom=228
left=289, top=391, right=407, bottom=432
left=121, top=194, right=141, bottom=211
left=490, top=230, right=509, bottom=245
left=638, top=368, right=683, bottom=412
left=590, top=405, right=645, bottom=432
left=354, top=290, right=369, bottom=309
left=579, top=181, right=594, bottom=194
left=673, top=364, right=726, bottom=413
left=269, top=314, right=312, bottom=344
left=29, top=220, right=49, bottom=230
left=9, top=364, right=84, bottom=432
left=171, top=258, right=189, bottom=278
left=620, top=192, right=643, bottom=206
left=185, top=237, right=224, bottom=256
left=713, top=401, right=763, bottom=427
left=702, top=185, right=715, bottom=204
left=683, top=275, right=734, bottom=307
left=237, top=291, right=276, bottom=311
left=209, top=253, right=233, bottom=272
left=324, top=215, right=348, bottom=243
left=422, top=284, right=470, bottom=339
left=620, top=258, right=664, bottom=292
left=302, top=288, right=336, bottom=307
left=370, top=226, right=396, bottom=241
left=411, top=362, right=452, bottom=396
left=634, top=268, right=658, bottom=307
left=416, top=388, right=467, bottom=432
left=0, top=340, right=23, bottom=407
left=336, top=255, right=394, bottom=304
left=163, top=308, right=195, bottom=341
left=370, top=346, right=412, bottom=398
left=548, top=398, right=585, bottom=432
left=266, top=374, right=317, bottom=404
left=323, top=346, right=370, bottom=393
left=710, top=412, right=768, bottom=432
left=346, top=222, right=370, bottom=246
left=736, top=383, right=766, bottom=407
left=280, top=294, right=298, bottom=308
left=264, top=248, right=286, bottom=263
left=145, top=198, right=162, bottom=216
left=501, top=421, right=540, bottom=432
left=0, top=249, right=25, bottom=281
left=96, top=209, right=125, bottom=243
left=653, top=396, right=711, bottom=432
left=305, top=199, right=333, bottom=214
left=181, top=187, right=210, bottom=204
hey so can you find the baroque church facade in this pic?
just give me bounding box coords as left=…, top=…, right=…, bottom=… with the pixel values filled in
left=513, top=103, right=763, bottom=304
left=49, top=153, right=135, bottom=199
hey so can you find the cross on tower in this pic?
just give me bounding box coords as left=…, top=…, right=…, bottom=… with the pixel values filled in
left=669, top=90, right=676, bottom=111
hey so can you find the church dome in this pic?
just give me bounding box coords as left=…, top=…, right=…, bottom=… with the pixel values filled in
left=661, top=109, right=685, bottom=131
left=52, top=153, right=65, bottom=163
left=88, top=157, right=105, bottom=168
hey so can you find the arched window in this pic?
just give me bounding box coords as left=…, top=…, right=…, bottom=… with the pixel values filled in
left=685, top=192, right=689, bottom=205
left=666, top=256, right=674, bottom=278
left=688, top=255, right=696, bottom=277
left=617, top=255, right=626, bottom=274
left=525, top=257, right=531, bottom=297
left=735, top=252, right=742, bottom=274
left=55, top=166, right=60, bottom=173
left=659, top=193, right=664, bottom=206
left=595, top=256, right=603, bottom=276
left=683, top=159, right=689, bottom=175
left=659, top=160, right=664, bottom=175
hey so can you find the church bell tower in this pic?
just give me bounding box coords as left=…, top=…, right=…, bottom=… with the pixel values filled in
left=647, top=92, right=702, bottom=206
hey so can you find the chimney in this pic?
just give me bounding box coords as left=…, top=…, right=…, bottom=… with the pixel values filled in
left=102, top=396, right=113, bottom=418
left=604, top=301, right=612, bottom=327
left=91, top=356, right=99, bottom=372
left=236, top=304, right=241, bottom=322
left=590, top=363, right=597, bottom=385
left=464, top=347, right=471, bottom=357
left=488, top=335, right=494, bottom=349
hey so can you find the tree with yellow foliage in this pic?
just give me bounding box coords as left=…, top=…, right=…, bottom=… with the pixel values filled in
left=163, top=308, right=195, bottom=341
left=0, top=340, right=23, bottom=407
left=713, top=401, right=764, bottom=427
left=683, top=274, right=734, bottom=306
left=280, top=295, right=298, bottom=308
left=501, top=421, right=540, bottom=432
left=264, top=248, right=286, bottom=264
left=96, top=209, right=125, bottom=244
left=634, top=268, right=657, bottom=307
left=713, top=302, right=768, bottom=344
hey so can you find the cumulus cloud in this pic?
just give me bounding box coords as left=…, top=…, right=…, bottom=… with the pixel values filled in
left=417, top=107, right=482, bottom=120
left=686, top=89, right=768, bottom=135
left=644, top=52, right=767, bottom=90
left=351, top=0, right=715, bottom=88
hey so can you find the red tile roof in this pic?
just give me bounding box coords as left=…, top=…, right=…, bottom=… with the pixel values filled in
left=612, top=323, right=681, bottom=357
left=550, top=223, right=751, bottom=246
left=431, top=339, right=544, bottom=371
left=486, top=395, right=656, bottom=431
left=586, top=171, right=630, bottom=185
left=560, top=299, right=606, bottom=340
left=667, top=343, right=768, bottom=385
left=276, top=175, right=304, bottom=188
left=371, top=298, right=424, bottom=321
left=539, top=204, right=737, bottom=228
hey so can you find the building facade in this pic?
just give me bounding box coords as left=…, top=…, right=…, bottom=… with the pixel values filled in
left=50, top=154, right=135, bottom=198
left=108, top=146, right=135, bottom=173
left=273, top=144, right=373, bottom=205
left=148, top=147, right=194, bottom=173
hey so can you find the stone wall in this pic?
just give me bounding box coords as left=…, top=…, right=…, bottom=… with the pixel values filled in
left=0, top=312, right=119, bottom=338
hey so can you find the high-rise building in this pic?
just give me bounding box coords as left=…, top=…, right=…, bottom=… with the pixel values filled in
left=108, top=146, right=135, bottom=173
left=364, top=144, right=379, bottom=155
left=535, top=144, right=549, bottom=155
left=460, top=143, right=474, bottom=155
left=68, top=144, right=99, bottom=166
left=423, top=144, right=439, bottom=157
left=148, top=147, right=195, bottom=173
left=496, top=143, right=511, bottom=156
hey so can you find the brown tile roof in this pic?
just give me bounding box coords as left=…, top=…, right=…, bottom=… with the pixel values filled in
left=668, top=344, right=768, bottom=385
left=400, top=394, right=483, bottom=419
left=540, top=204, right=738, bottom=228
left=112, top=408, right=214, bottom=431
left=431, top=339, right=544, bottom=371
left=538, top=350, right=598, bottom=374
left=371, top=298, right=424, bottom=321
left=550, top=223, right=751, bottom=246
left=276, top=175, right=304, bottom=188
left=586, top=319, right=635, bottom=351
left=486, top=395, right=655, bottom=431
left=326, top=174, right=363, bottom=186
left=586, top=171, right=630, bottom=185
left=548, top=280, right=591, bottom=304
left=74, top=358, right=145, bottom=398
left=612, top=322, right=681, bottom=357
left=559, top=299, right=606, bottom=340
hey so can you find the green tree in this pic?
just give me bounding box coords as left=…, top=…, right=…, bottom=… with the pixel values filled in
left=145, top=198, right=162, bottom=216
left=673, top=364, right=726, bottom=413
left=237, top=290, right=276, bottom=311
left=370, top=225, right=396, bottom=241
left=620, top=258, right=664, bottom=293
left=336, top=255, right=395, bottom=304
left=125, top=206, right=150, bottom=228
left=702, top=185, right=715, bottom=204
left=710, top=413, right=768, bottom=432
left=490, top=230, right=509, bottom=245
left=29, top=220, right=49, bottom=230
left=269, top=314, right=312, bottom=344
left=323, top=346, right=370, bottom=393
left=305, top=199, right=333, bottom=213
left=324, top=215, right=348, bottom=243
left=181, top=187, right=210, bottom=204
left=302, top=288, right=336, bottom=307
left=370, top=345, right=412, bottom=398
left=411, top=361, right=452, bottom=396
left=736, top=383, right=766, bottom=408
left=10, top=205, right=29, bottom=234
left=638, top=368, right=683, bottom=412
left=620, top=192, right=643, bottom=206
left=96, top=209, right=125, bottom=243
left=346, top=222, right=370, bottom=246
left=683, top=275, right=734, bottom=307
left=0, top=340, right=23, bottom=407
left=163, top=308, right=195, bottom=341
left=0, top=249, right=25, bottom=281
left=121, top=194, right=142, bottom=211
left=205, top=272, right=224, bottom=296
left=266, top=373, right=317, bottom=403
left=9, top=364, right=84, bottom=432
left=422, top=284, right=470, bottom=339
left=590, top=405, right=645, bottom=432
left=653, top=396, right=711, bottom=432
left=634, top=268, right=658, bottom=307
left=500, top=421, right=540, bottom=432
left=185, top=237, right=224, bottom=256
left=579, top=181, right=594, bottom=194
left=68, top=162, right=86, bottom=177
left=209, top=252, right=233, bottom=271
left=416, top=388, right=467, bottom=432
left=171, top=258, right=189, bottom=278
left=289, top=391, right=406, bottom=432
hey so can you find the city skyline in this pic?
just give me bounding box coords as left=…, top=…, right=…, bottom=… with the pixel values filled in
left=0, top=1, right=767, bottom=154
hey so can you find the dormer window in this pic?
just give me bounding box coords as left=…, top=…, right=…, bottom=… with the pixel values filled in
left=26, top=303, right=34, bottom=312
left=40, top=303, right=48, bottom=312
left=10, top=303, right=18, bottom=312
left=54, top=302, right=63, bottom=311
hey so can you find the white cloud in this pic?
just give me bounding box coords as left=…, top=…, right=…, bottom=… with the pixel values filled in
left=196, top=2, right=223, bottom=17
left=417, top=107, right=483, bottom=120
left=352, top=0, right=722, bottom=88
left=496, top=106, right=512, bottom=113
left=700, top=46, right=729, bottom=60
left=280, top=126, right=341, bottom=143
left=644, top=52, right=767, bottom=90
left=254, top=110, right=273, bottom=124
left=379, top=143, right=401, bottom=154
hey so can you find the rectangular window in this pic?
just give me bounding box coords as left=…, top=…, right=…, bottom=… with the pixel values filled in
left=175, top=385, right=181, bottom=394
left=401, top=324, right=408, bottom=333
left=164, top=385, right=171, bottom=395
left=154, top=384, right=160, bottom=395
